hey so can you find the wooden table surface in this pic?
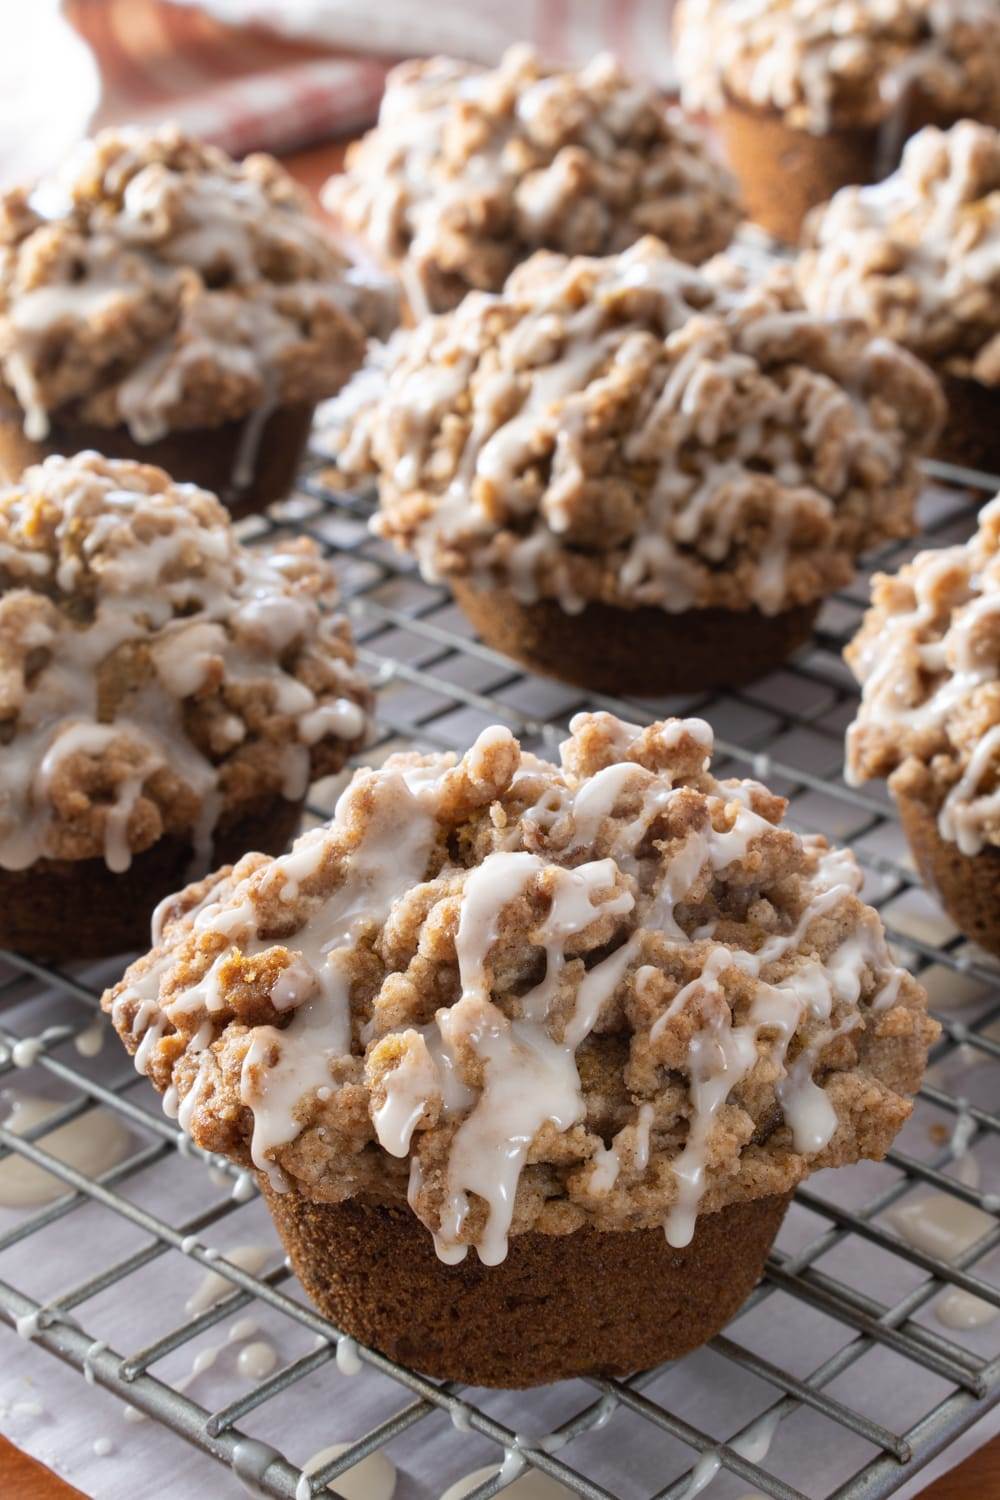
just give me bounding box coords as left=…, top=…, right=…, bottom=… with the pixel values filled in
left=1, top=135, right=997, bottom=1499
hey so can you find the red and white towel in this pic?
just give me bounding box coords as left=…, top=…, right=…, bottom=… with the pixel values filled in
left=60, top=0, right=681, bottom=160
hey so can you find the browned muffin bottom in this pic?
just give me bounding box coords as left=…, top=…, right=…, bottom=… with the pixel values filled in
left=715, top=91, right=954, bottom=244
left=266, top=1184, right=792, bottom=1387
left=0, top=795, right=302, bottom=959
left=935, top=373, right=1000, bottom=477
left=0, top=402, right=316, bottom=519
left=452, top=581, right=820, bottom=695
left=896, top=788, right=1000, bottom=959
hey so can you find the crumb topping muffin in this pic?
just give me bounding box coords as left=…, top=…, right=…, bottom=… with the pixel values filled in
left=339, top=237, right=943, bottom=619
left=674, top=0, right=1000, bottom=134
left=0, top=125, right=388, bottom=445
left=105, top=712, right=934, bottom=1264
left=323, top=46, right=741, bottom=316
left=0, top=452, right=370, bottom=874
left=799, top=122, right=1000, bottom=389
left=846, top=494, right=1000, bottom=856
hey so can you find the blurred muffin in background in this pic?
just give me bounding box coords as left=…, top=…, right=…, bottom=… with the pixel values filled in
left=0, top=126, right=394, bottom=515
left=0, top=452, right=371, bottom=958
left=323, top=45, right=740, bottom=318
left=846, top=496, right=1000, bottom=956
left=800, top=121, right=1000, bottom=474
left=337, top=237, right=943, bottom=695
left=674, top=0, right=1000, bottom=242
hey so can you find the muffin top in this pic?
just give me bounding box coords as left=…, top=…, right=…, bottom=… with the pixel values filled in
left=322, top=46, right=741, bottom=316
left=0, top=452, right=370, bottom=872
left=800, top=122, right=1000, bottom=387
left=104, top=711, right=934, bottom=1264
left=339, top=237, right=943, bottom=617
left=674, top=0, right=1000, bottom=133
left=0, top=126, right=391, bottom=443
left=847, top=495, right=1000, bottom=856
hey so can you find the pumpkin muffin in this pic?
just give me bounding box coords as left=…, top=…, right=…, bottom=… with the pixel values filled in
left=674, top=0, right=1000, bottom=242
left=337, top=237, right=944, bottom=695
left=103, top=712, right=935, bottom=1387
left=846, top=495, right=1000, bottom=956
left=0, top=126, right=392, bottom=516
left=0, top=452, right=371, bottom=958
left=800, top=121, right=1000, bottom=474
left=322, top=45, right=741, bottom=318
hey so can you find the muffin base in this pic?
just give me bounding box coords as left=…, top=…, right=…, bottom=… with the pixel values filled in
left=936, top=373, right=1000, bottom=478
left=717, top=94, right=955, bottom=243
left=0, top=796, right=303, bottom=961
left=897, top=789, right=1000, bottom=958
left=452, top=581, right=820, bottom=695
left=0, top=402, right=315, bottom=519
left=263, top=1187, right=791, bottom=1387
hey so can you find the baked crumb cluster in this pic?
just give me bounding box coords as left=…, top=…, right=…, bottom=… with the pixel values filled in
left=0, top=126, right=390, bottom=442
left=674, top=0, right=1000, bottom=134
left=800, top=122, right=1000, bottom=387
left=323, top=46, right=741, bottom=315
left=847, top=495, right=1000, bottom=856
left=0, top=453, right=370, bottom=872
left=338, top=237, right=943, bottom=617
left=105, top=712, right=934, bottom=1264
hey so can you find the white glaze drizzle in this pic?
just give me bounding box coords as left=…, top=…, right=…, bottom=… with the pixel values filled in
left=125, top=715, right=913, bottom=1264
left=0, top=1092, right=130, bottom=1208
left=846, top=494, right=1000, bottom=854
left=344, top=236, right=926, bottom=620
left=4, top=126, right=378, bottom=445
left=297, top=1442, right=397, bottom=1500
left=0, top=456, right=368, bottom=872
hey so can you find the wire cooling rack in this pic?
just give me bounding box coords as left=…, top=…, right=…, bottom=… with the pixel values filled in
left=0, top=417, right=999, bottom=1500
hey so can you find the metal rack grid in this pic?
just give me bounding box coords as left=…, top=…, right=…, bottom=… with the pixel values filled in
left=0, top=424, right=998, bottom=1500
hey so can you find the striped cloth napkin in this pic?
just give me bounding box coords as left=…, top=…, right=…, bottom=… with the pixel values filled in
left=65, top=0, right=681, bottom=157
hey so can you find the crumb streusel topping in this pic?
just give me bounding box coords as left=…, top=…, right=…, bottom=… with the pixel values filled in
left=0, top=126, right=391, bottom=443
left=0, top=453, right=370, bottom=872
left=846, top=495, right=1000, bottom=856
left=674, top=0, right=1000, bottom=134
left=322, top=46, right=741, bottom=316
left=104, top=712, right=934, bottom=1264
left=338, top=237, right=943, bottom=617
left=800, top=122, right=1000, bottom=387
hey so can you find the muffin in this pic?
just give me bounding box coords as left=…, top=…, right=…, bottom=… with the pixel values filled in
left=674, top=0, right=1000, bottom=243
left=0, top=452, right=371, bottom=959
left=103, top=711, right=935, bottom=1387
left=846, top=496, right=1000, bottom=956
left=337, top=237, right=944, bottom=695
left=0, top=126, right=391, bottom=516
left=799, top=122, right=1000, bottom=474
left=322, top=46, right=741, bottom=318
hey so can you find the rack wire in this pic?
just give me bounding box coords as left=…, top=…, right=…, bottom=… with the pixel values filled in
left=0, top=415, right=998, bottom=1500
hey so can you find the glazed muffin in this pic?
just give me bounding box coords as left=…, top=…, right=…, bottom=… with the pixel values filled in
left=674, top=0, right=1000, bottom=243
left=103, top=711, right=935, bottom=1386
left=337, top=237, right=944, bottom=695
left=322, top=46, right=741, bottom=318
left=800, top=122, right=1000, bottom=474
left=0, top=126, right=392, bottom=516
left=0, top=452, right=371, bottom=958
left=846, top=496, right=1000, bottom=956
